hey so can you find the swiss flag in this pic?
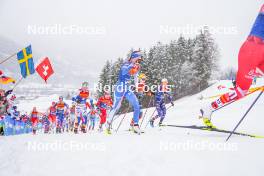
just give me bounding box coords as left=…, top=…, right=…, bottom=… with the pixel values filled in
left=36, top=57, right=54, bottom=82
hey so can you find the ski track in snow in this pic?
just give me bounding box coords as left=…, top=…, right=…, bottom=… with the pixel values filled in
left=0, top=80, right=264, bottom=176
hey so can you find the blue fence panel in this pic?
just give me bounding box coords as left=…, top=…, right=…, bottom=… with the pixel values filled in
left=4, top=116, right=14, bottom=136
left=2, top=116, right=34, bottom=136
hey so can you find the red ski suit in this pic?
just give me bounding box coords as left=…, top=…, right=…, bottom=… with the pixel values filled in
left=96, top=96, right=113, bottom=125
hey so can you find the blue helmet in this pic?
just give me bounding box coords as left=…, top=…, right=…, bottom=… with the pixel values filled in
left=129, top=51, right=143, bottom=62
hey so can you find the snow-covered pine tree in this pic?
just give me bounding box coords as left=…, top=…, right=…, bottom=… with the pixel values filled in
left=167, top=36, right=190, bottom=98
left=97, top=60, right=112, bottom=97
left=146, top=42, right=168, bottom=86
left=111, top=57, right=124, bottom=85
left=192, top=27, right=219, bottom=91
left=97, top=27, right=219, bottom=105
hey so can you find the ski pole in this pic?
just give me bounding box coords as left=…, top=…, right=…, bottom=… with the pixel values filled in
left=115, top=107, right=130, bottom=132
left=226, top=90, right=263, bottom=142
left=107, top=95, right=125, bottom=131
left=144, top=108, right=156, bottom=129
left=139, top=96, right=153, bottom=129
left=112, top=106, right=129, bottom=123
left=166, top=104, right=173, bottom=111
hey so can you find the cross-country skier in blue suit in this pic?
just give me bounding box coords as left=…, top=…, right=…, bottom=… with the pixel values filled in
left=106, top=51, right=143, bottom=134
left=150, top=78, right=174, bottom=127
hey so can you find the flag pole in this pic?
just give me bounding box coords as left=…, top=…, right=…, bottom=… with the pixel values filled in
left=0, top=52, right=17, bottom=65
left=12, top=77, right=23, bottom=91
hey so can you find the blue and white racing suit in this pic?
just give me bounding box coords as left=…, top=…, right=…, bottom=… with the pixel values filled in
left=107, top=62, right=141, bottom=125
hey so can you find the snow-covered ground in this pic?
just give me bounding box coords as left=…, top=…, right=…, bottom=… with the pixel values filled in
left=0, top=80, right=264, bottom=176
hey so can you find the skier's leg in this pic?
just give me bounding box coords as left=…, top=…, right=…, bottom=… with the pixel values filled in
left=200, top=38, right=264, bottom=127
left=74, top=115, right=81, bottom=134
left=99, top=109, right=106, bottom=131
left=56, top=114, right=59, bottom=133
left=92, top=118, right=95, bottom=130
left=82, top=115, right=87, bottom=133
left=125, top=91, right=141, bottom=133
left=74, top=108, right=81, bottom=133
left=59, top=114, right=64, bottom=133
left=155, top=102, right=163, bottom=119
left=130, top=105, right=143, bottom=126
left=106, top=88, right=124, bottom=130
left=150, top=102, right=162, bottom=127
left=51, top=115, right=56, bottom=133
left=100, top=109, right=107, bottom=125
left=159, top=102, right=166, bottom=125
left=48, top=115, right=52, bottom=132
left=125, top=91, right=140, bottom=124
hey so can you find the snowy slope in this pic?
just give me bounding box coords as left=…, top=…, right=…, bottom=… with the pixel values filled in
left=0, top=80, right=264, bottom=176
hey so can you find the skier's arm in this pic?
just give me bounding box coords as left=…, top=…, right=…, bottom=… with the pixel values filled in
left=64, top=102, right=69, bottom=114
left=86, top=101, right=91, bottom=109
left=165, top=92, right=174, bottom=106
left=121, top=63, right=134, bottom=76
left=134, top=71, right=139, bottom=87
left=65, top=102, right=69, bottom=109
left=96, top=98, right=101, bottom=108
left=72, top=96, right=76, bottom=102
left=109, top=99, right=113, bottom=107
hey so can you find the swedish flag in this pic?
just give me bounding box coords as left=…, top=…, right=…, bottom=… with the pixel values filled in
left=17, top=45, right=35, bottom=78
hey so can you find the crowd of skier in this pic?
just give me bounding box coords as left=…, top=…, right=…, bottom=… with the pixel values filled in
left=0, top=50, right=174, bottom=135
left=0, top=83, right=114, bottom=135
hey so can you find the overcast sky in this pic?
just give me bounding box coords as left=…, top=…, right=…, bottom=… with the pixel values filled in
left=0, top=0, right=262, bottom=82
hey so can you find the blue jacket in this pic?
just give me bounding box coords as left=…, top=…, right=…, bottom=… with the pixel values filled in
left=118, top=62, right=138, bottom=85
left=155, top=86, right=172, bottom=103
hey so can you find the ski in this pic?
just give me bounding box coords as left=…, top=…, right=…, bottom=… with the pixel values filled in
left=163, top=124, right=264, bottom=138
left=126, top=129, right=145, bottom=134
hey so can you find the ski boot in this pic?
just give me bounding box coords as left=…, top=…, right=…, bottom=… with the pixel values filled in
left=106, top=128, right=112, bottom=135
left=199, top=105, right=215, bottom=128
left=149, top=118, right=155, bottom=128
left=128, top=125, right=134, bottom=131
left=202, top=118, right=216, bottom=129
left=44, top=127, right=49, bottom=134
left=58, top=127, right=62, bottom=133
left=98, top=126, right=103, bottom=132
left=133, top=124, right=141, bottom=135
left=105, top=122, right=112, bottom=134
left=73, top=123, right=79, bottom=134
left=73, top=127, right=78, bottom=134
left=81, top=125, right=87, bottom=133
